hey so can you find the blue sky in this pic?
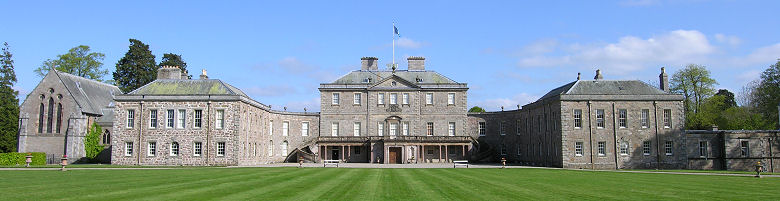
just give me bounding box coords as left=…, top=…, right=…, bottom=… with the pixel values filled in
left=2, top=0, right=779, bottom=111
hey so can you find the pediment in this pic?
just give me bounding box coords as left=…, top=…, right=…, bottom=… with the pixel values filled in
left=370, top=75, right=418, bottom=89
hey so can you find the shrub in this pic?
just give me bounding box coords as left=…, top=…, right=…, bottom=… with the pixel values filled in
left=84, top=123, right=104, bottom=162
left=0, top=152, right=46, bottom=165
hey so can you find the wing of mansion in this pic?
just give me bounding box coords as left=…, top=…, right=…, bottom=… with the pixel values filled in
left=17, top=56, right=780, bottom=171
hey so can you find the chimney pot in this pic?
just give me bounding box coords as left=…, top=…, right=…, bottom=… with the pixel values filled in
left=659, top=67, right=669, bottom=92
left=407, top=56, right=425, bottom=71
left=200, top=69, right=209, bottom=80
left=594, top=69, right=603, bottom=80
left=157, top=65, right=182, bottom=80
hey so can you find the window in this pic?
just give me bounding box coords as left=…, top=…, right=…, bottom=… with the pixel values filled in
left=102, top=130, right=110, bottom=144
left=301, top=122, right=309, bottom=136
left=447, top=93, right=455, bottom=105
left=402, top=122, right=409, bottom=136
left=516, top=120, right=522, bottom=135
left=194, top=109, right=202, bottom=128
left=56, top=103, right=62, bottom=133
left=426, top=122, right=433, bottom=136
left=478, top=122, right=486, bottom=136
left=517, top=144, right=522, bottom=156
left=166, top=110, right=175, bottom=128
left=378, top=122, right=384, bottom=136
left=699, top=141, right=708, bottom=157
left=402, top=93, right=409, bottom=104
left=282, top=121, right=289, bottom=136
left=177, top=109, right=186, bottom=128
left=619, top=141, right=628, bottom=155
left=596, top=109, right=605, bottom=128
left=331, top=122, right=339, bottom=136
left=425, top=93, right=433, bottom=105
left=354, top=147, right=361, bottom=155
left=170, top=142, right=179, bottom=156
left=618, top=109, right=627, bottom=128
left=597, top=141, right=606, bottom=156
left=47, top=98, right=53, bottom=133
left=643, top=141, right=651, bottom=156
left=269, top=120, right=273, bottom=135
left=147, top=142, right=156, bottom=156
left=390, top=123, right=398, bottom=136
left=741, top=141, right=749, bottom=157
left=268, top=140, right=273, bottom=156
left=641, top=109, right=649, bottom=128
left=573, top=109, right=582, bottom=128
left=281, top=141, right=288, bottom=157
left=149, top=109, right=158, bottom=128
left=378, top=93, right=385, bottom=105
left=390, top=93, right=397, bottom=105
left=575, top=142, right=583, bottom=156
left=38, top=103, right=44, bottom=133
left=353, top=122, right=361, bottom=136
left=194, top=142, right=202, bottom=156
left=500, top=121, right=506, bottom=135
left=448, top=122, right=455, bottom=136
left=500, top=144, right=507, bottom=155
left=217, top=142, right=225, bottom=156
left=216, top=110, right=224, bottom=129
left=354, top=93, right=361, bottom=105
left=127, top=109, right=135, bottom=128
left=663, top=109, right=672, bottom=128
left=664, top=141, right=673, bottom=155
left=332, top=93, right=339, bottom=105
left=125, top=142, right=133, bottom=156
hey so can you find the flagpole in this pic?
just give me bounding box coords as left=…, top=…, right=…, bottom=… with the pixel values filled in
left=392, top=22, right=395, bottom=69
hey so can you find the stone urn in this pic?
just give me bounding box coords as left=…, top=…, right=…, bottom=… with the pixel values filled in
left=25, top=154, right=32, bottom=167
left=60, top=155, right=68, bottom=171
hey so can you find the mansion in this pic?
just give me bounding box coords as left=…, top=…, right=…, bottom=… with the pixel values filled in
left=17, top=56, right=780, bottom=171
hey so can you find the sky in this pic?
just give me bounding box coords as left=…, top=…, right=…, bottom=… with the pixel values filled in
left=2, top=0, right=779, bottom=112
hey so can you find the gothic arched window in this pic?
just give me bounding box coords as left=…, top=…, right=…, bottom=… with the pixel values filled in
left=38, top=103, right=44, bottom=133
left=56, top=103, right=62, bottom=133
left=46, top=98, right=54, bottom=133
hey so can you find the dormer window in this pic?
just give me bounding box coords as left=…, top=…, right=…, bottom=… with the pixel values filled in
left=391, top=81, right=397, bottom=86
left=416, top=77, right=423, bottom=82
left=363, top=78, right=372, bottom=83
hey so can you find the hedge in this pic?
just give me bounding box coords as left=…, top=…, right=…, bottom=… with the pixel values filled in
left=0, top=152, right=46, bottom=166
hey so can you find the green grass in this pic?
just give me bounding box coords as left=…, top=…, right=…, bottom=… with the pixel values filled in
left=0, top=167, right=778, bottom=200
left=628, top=169, right=780, bottom=175
left=0, top=164, right=222, bottom=168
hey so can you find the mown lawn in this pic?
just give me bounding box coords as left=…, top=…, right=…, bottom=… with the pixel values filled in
left=0, top=167, right=778, bottom=200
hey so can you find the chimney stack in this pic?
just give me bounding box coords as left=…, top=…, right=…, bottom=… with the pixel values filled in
left=407, top=56, right=425, bottom=71
left=180, top=69, right=189, bottom=79
left=577, top=72, right=581, bottom=80
left=594, top=69, right=603, bottom=80
left=361, top=57, right=378, bottom=71
left=157, top=65, right=182, bottom=80
left=200, top=69, right=209, bottom=80
left=659, top=67, right=669, bottom=92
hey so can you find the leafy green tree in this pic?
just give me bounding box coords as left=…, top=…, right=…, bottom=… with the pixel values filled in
left=0, top=42, right=19, bottom=153
left=84, top=123, right=104, bottom=161
left=34, top=45, right=107, bottom=81
left=716, top=107, right=772, bottom=130
left=469, top=106, right=486, bottom=113
left=159, top=53, right=189, bottom=79
left=670, top=64, right=718, bottom=129
left=113, top=39, right=157, bottom=93
left=714, top=89, right=737, bottom=110
left=752, top=60, right=780, bottom=129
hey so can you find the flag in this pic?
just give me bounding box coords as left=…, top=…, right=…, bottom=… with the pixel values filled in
left=394, top=25, right=400, bottom=37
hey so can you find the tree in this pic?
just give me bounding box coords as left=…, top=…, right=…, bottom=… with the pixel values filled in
left=113, top=39, right=157, bottom=93
left=469, top=106, right=486, bottom=113
left=752, top=60, right=780, bottom=129
left=0, top=42, right=19, bottom=153
left=714, top=89, right=737, bottom=110
left=159, top=53, right=189, bottom=79
left=34, top=45, right=107, bottom=81
left=670, top=64, right=718, bottom=129
left=84, top=123, right=104, bottom=162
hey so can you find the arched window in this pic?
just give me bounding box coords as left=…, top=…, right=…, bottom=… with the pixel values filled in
left=102, top=129, right=110, bottom=144
left=38, top=103, right=44, bottom=133
left=281, top=141, right=288, bottom=157
left=55, top=103, right=62, bottom=133
left=267, top=140, right=273, bottom=156
left=46, top=98, right=54, bottom=133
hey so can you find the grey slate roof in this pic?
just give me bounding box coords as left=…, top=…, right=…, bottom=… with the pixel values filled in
left=128, top=79, right=249, bottom=97
left=54, top=71, right=122, bottom=115
left=328, top=70, right=459, bottom=85
left=538, top=80, right=675, bottom=101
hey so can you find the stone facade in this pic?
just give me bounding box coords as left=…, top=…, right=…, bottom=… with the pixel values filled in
left=687, top=130, right=779, bottom=172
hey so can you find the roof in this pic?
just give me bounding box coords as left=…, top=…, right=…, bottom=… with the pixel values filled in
left=128, top=79, right=249, bottom=97
left=537, top=80, right=677, bottom=101
left=53, top=71, right=122, bottom=115
left=328, top=70, right=460, bottom=85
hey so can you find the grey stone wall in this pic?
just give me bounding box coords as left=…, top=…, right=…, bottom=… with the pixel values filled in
left=687, top=130, right=780, bottom=172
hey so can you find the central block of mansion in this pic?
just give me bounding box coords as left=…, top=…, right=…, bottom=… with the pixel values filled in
left=21, top=56, right=702, bottom=169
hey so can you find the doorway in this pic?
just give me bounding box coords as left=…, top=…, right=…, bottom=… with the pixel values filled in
left=389, top=147, right=402, bottom=164
left=331, top=147, right=340, bottom=160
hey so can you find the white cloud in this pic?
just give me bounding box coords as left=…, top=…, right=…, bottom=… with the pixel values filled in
left=714, top=34, right=741, bottom=46
left=12, top=86, right=28, bottom=102
left=396, top=37, right=425, bottom=49
left=737, top=43, right=780, bottom=65
left=283, top=97, right=320, bottom=112
left=278, top=57, right=315, bottom=73
left=516, top=30, right=715, bottom=74
left=471, top=93, right=539, bottom=111
left=244, top=85, right=297, bottom=97
left=736, top=70, right=762, bottom=84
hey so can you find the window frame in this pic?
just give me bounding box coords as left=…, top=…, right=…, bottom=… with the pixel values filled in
left=664, top=141, right=673, bottom=156
left=216, top=109, right=225, bottom=129
left=641, top=109, right=649, bottom=128
left=573, top=109, right=582, bottom=128
left=619, top=141, right=629, bottom=155
left=402, top=93, right=409, bottom=105
left=217, top=142, right=225, bottom=157
left=699, top=141, right=708, bottom=157
left=170, top=142, right=179, bottom=156
left=301, top=122, right=309, bottom=136
left=166, top=109, right=175, bottom=128
left=618, top=109, right=627, bottom=128
left=596, top=109, right=605, bottom=128
left=448, top=122, right=456, bottom=136
left=663, top=109, right=672, bottom=129
left=332, top=93, right=340, bottom=105
left=282, top=121, right=289, bottom=136
left=126, top=109, right=135, bottom=129
left=353, top=93, right=361, bottom=105
left=402, top=122, right=409, bottom=136
left=194, top=142, right=202, bottom=156
left=147, top=141, right=156, bottom=157
left=597, top=141, right=606, bottom=156
left=177, top=109, right=186, bottom=129
left=575, top=142, right=583, bottom=156
left=353, top=122, right=361, bottom=136
left=149, top=109, right=158, bottom=128
left=425, top=93, right=433, bottom=105
left=193, top=109, right=203, bottom=129
left=378, top=122, right=384, bottom=136
left=377, top=93, right=385, bottom=105
left=124, top=142, right=133, bottom=156
left=390, top=93, right=398, bottom=105
left=740, top=141, right=749, bottom=157
left=426, top=122, right=434, bottom=136
left=447, top=93, right=455, bottom=105
left=478, top=122, right=486, bottom=136
left=331, top=122, right=339, bottom=136
left=643, top=141, right=651, bottom=156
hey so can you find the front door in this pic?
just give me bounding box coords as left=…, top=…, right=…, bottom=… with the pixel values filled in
left=332, top=148, right=340, bottom=160
left=389, top=147, right=402, bottom=164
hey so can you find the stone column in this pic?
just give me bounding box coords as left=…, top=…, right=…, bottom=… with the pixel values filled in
left=420, top=145, right=425, bottom=163
left=341, top=145, right=345, bottom=162
left=370, top=143, right=374, bottom=163
left=462, top=145, right=466, bottom=160
left=347, top=146, right=351, bottom=163
left=445, top=145, right=449, bottom=162
left=439, top=145, right=442, bottom=163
